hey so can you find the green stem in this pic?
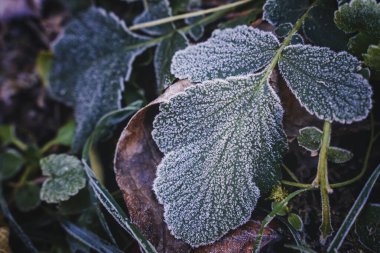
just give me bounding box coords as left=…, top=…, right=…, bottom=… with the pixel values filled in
left=282, top=164, right=300, bottom=183
left=313, top=121, right=333, bottom=244
left=281, top=180, right=312, bottom=188
left=12, top=138, right=27, bottom=152
left=40, top=140, right=56, bottom=154
left=129, top=0, right=252, bottom=31
left=331, top=114, right=379, bottom=188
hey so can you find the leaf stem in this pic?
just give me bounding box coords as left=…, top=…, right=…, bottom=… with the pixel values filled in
left=282, top=164, right=300, bottom=183
left=281, top=180, right=312, bottom=188
left=129, top=0, right=252, bottom=31
left=313, top=121, right=333, bottom=244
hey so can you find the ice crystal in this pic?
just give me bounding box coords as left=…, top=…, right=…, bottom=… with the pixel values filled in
left=133, top=0, right=174, bottom=36
left=171, top=25, right=280, bottom=82
left=263, top=0, right=309, bottom=26
left=49, top=7, right=150, bottom=151
left=153, top=72, right=287, bottom=246
left=278, top=45, right=372, bottom=123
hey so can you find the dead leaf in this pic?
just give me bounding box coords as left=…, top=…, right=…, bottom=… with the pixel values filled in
left=0, top=227, right=11, bottom=253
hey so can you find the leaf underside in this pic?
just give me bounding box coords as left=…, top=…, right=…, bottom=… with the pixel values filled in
left=153, top=72, right=287, bottom=246
left=49, top=7, right=149, bottom=151
left=279, top=44, right=372, bottom=123
left=171, top=25, right=280, bottom=83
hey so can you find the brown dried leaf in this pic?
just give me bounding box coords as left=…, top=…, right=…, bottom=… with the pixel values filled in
left=0, top=227, right=11, bottom=253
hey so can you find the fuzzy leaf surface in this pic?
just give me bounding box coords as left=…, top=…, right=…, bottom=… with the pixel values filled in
left=154, top=32, right=188, bottom=91
left=327, top=147, right=353, bottom=164
left=152, top=72, right=287, bottom=246
left=334, top=0, right=380, bottom=38
left=171, top=26, right=279, bottom=82
left=133, top=0, right=173, bottom=35
left=263, top=0, right=309, bottom=26
left=49, top=7, right=150, bottom=151
left=40, top=154, right=86, bottom=203
left=297, top=126, right=322, bottom=152
left=278, top=45, right=372, bottom=123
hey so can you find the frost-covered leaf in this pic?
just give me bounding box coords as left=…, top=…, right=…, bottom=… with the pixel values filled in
left=171, top=26, right=279, bottom=82
left=133, top=0, right=173, bottom=36
left=364, top=43, right=380, bottom=71
left=303, top=0, right=351, bottom=51
left=327, top=146, right=353, bottom=164
left=278, top=44, right=372, bottom=123
left=263, top=0, right=309, bottom=26
left=297, top=127, right=322, bottom=152
left=152, top=72, right=287, bottom=246
left=334, top=0, right=380, bottom=38
left=40, top=154, right=86, bottom=203
left=274, top=23, right=293, bottom=38
left=154, top=32, right=188, bottom=91
left=49, top=7, right=150, bottom=151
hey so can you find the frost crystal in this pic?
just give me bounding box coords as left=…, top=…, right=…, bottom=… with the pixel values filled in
left=153, top=72, right=287, bottom=246
left=49, top=7, right=150, bottom=151
left=171, top=26, right=280, bottom=82
left=278, top=45, right=372, bottom=123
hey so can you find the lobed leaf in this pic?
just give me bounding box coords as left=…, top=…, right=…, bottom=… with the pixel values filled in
left=297, top=126, right=322, bottom=152
left=263, top=0, right=309, bottom=26
left=327, top=147, right=353, bottom=164
left=40, top=154, right=86, bottom=203
left=49, top=7, right=150, bottom=151
left=334, top=0, right=380, bottom=38
left=154, top=32, right=188, bottom=91
left=133, top=0, right=173, bottom=36
left=278, top=44, right=372, bottom=124
left=171, top=25, right=280, bottom=82
left=153, top=72, right=287, bottom=246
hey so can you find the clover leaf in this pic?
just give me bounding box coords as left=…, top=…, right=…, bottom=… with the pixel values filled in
left=40, top=154, right=86, bottom=203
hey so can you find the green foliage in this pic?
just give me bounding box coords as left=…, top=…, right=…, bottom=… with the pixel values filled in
left=153, top=73, right=287, bottom=246
left=0, top=150, right=25, bottom=180
left=49, top=7, right=150, bottom=151
left=0, top=125, right=17, bottom=147
left=263, top=0, right=309, bottom=26
left=355, top=203, right=380, bottom=252
left=327, top=147, right=353, bottom=164
left=364, top=43, right=380, bottom=71
left=40, top=154, right=86, bottom=203
left=297, top=127, right=323, bottom=152
left=288, top=213, right=304, bottom=231
left=15, top=183, right=41, bottom=212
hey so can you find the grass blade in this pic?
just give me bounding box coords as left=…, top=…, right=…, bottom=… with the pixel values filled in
left=327, top=164, right=380, bottom=252
left=61, top=221, right=123, bottom=253
left=83, top=162, right=157, bottom=253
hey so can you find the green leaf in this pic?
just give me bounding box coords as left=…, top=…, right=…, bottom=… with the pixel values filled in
left=348, top=33, right=378, bottom=57
left=297, top=126, right=322, bottom=152
left=303, top=0, right=351, bottom=51
left=15, top=183, right=41, bottom=212
left=61, top=221, right=123, bottom=253
left=334, top=0, right=380, bottom=39
left=0, top=125, right=16, bottom=147
left=40, top=154, right=86, bottom=203
left=154, top=32, right=188, bottom=91
left=278, top=44, right=372, bottom=124
left=288, top=213, right=304, bottom=231
left=263, top=0, right=309, bottom=26
left=0, top=150, right=25, bottom=180
left=171, top=25, right=280, bottom=82
left=0, top=183, right=38, bottom=253
left=35, top=51, right=53, bottom=87
left=327, top=164, right=380, bottom=252
left=355, top=203, right=380, bottom=252
left=364, top=43, right=380, bottom=71
left=327, top=146, right=353, bottom=164
left=133, top=0, right=173, bottom=35
left=271, top=201, right=287, bottom=216
left=49, top=7, right=150, bottom=151
left=83, top=162, right=157, bottom=253
left=152, top=72, right=287, bottom=246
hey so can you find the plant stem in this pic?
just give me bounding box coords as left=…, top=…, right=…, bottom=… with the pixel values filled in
left=13, top=138, right=28, bottom=152
left=331, top=114, right=379, bottom=188
left=282, top=164, right=300, bottom=182
left=313, top=121, right=333, bottom=243
left=281, top=180, right=312, bottom=188
left=129, top=0, right=252, bottom=31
